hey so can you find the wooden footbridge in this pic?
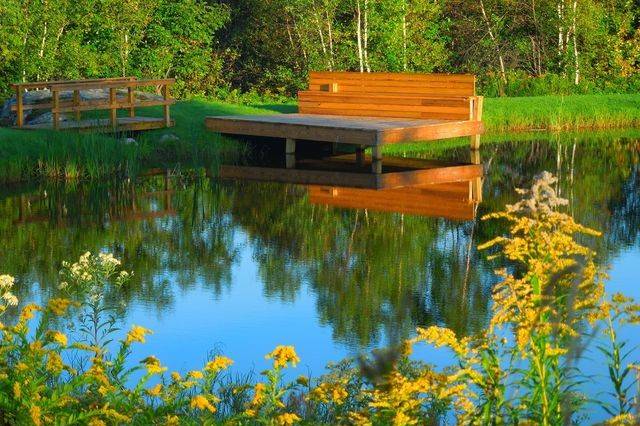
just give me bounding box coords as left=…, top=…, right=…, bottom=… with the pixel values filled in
left=11, top=77, right=175, bottom=132
left=206, top=71, right=484, bottom=176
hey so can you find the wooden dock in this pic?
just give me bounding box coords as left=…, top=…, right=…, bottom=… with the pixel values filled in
left=11, top=77, right=175, bottom=132
left=206, top=72, right=484, bottom=174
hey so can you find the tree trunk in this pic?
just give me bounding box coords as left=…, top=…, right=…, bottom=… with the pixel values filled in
left=572, top=0, right=580, bottom=84
left=356, top=0, right=364, bottom=72
left=363, top=0, right=370, bottom=72
left=479, top=0, right=507, bottom=87
left=325, top=6, right=335, bottom=70
left=402, top=0, right=408, bottom=71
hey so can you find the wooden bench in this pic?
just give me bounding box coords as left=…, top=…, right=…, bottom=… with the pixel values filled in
left=205, top=71, right=484, bottom=173
left=11, top=77, right=175, bottom=132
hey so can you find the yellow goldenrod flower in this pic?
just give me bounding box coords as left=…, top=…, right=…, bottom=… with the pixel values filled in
left=13, top=382, right=21, bottom=399
left=190, top=395, right=216, bottom=413
left=204, top=355, right=234, bottom=373
left=187, top=370, right=204, bottom=379
left=251, top=382, right=267, bottom=406
left=171, top=371, right=182, bottom=381
left=49, top=331, right=68, bottom=347
left=276, top=413, right=301, bottom=425
left=165, top=415, right=180, bottom=425
left=88, top=418, right=106, bottom=426
left=125, top=325, right=152, bottom=345
left=19, top=304, right=40, bottom=321
left=266, top=345, right=300, bottom=369
left=30, top=405, right=42, bottom=426
left=146, top=383, right=163, bottom=397
left=46, top=351, right=64, bottom=375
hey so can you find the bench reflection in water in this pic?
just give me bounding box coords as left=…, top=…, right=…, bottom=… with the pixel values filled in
left=220, top=154, right=483, bottom=221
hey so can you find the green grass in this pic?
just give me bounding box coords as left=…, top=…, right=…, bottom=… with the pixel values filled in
left=483, top=93, right=640, bottom=132
left=0, top=94, right=638, bottom=184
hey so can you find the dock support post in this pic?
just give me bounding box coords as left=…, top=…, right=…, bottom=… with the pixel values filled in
left=355, top=146, right=365, bottom=167
left=128, top=87, right=135, bottom=118
left=109, top=87, right=117, bottom=130
left=16, top=86, right=24, bottom=128
left=52, top=90, right=60, bottom=130
left=286, top=138, right=296, bottom=169
left=470, top=96, right=483, bottom=150
left=162, top=84, right=171, bottom=127
left=371, top=146, right=382, bottom=174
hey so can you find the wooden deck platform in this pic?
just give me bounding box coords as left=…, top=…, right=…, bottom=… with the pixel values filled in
left=205, top=113, right=483, bottom=146
left=219, top=155, right=483, bottom=190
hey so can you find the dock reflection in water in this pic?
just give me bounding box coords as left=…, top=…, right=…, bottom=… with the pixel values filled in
left=220, top=153, right=484, bottom=220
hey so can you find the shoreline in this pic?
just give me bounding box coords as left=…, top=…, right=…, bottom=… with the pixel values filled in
left=0, top=94, right=638, bottom=185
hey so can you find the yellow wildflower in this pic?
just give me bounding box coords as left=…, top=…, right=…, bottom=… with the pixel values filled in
left=165, top=415, right=180, bottom=425
left=16, top=362, right=29, bottom=372
left=49, top=331, right=68, bottom=347
left=190, top=395, right=217, bottom=413
left=276, top=413, right=301, bottom=425
left=204, top=355, right=234, bottom=373
left=147, top=383, right=163, bottom=397
left=125, top=325, right=152, bottom=345
left=30, top=405, right=42, bottom=426
left=142, top=356, right=166, bottom=375
left=88, top=418, right=106, bottom=426
left=187, top=370, right=204, bottom=379
left=171, top=371, right=182, bottom=381
left=46, top=351, right=64, bottom=374
left=20, top=304, right=40, bottom=321
left=266, top=345, right=300, bottom=369
left=250, top=382, right=267, bottom=407
left=13, top=382, right=21, bottom=399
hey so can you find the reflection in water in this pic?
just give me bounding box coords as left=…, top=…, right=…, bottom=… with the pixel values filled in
left=0, top=135, right=638, bottom=372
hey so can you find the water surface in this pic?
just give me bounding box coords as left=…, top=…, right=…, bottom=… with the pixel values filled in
left=1, top=135, right=638, bottom=396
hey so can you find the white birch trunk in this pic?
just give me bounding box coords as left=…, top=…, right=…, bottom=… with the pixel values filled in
left=356, top=0, right=364, bottom=72
left=572, top=0, right=580, bottom=84
left=363, top=0, right=370, bottom=72
left=479, top=0, right=507, bottom=85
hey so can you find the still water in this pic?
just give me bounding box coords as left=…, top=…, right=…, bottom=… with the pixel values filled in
left=0, top=135, right=638, bottom=395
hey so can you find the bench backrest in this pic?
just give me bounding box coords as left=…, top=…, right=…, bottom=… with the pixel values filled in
left=298, top=71, right=481, bottom=121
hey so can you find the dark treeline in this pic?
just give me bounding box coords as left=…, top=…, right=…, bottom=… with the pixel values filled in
left=1, top=0, right=639, bottom=98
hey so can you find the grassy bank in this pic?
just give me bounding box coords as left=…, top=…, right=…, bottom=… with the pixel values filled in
left=0, top=93, right=638, bottom=184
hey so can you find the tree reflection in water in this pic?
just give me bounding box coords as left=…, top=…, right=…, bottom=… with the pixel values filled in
left=0, top=135, right=638, bottom=354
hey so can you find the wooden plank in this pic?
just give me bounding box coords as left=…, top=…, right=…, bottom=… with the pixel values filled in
left=16, top=117, right=174, bottom=132
left=11, top=77, right=135, bottom=90
left=73, top=90, right=81, bottom=121
left=53, top=78, right=174, bottom=91
left=309, top=71, right=476, bottom=83
left=11, top=98, right=174, bottom=112
left=298, top=92, right=472, bottom=105
left=128, top=87, right=135, bottom=118
left=16, top=87, right=23, bottom=128
left=205, top=116, right=379, bottom=146
left=297, top=106, right=467, bottom=120
left=52, top=90, right=60, bottom=130
left=308, top=84, right=473, bottom=96
left=379, top=120, right=484, bottom=144
left=162, top=84, right=171, bottom=127
left=109, top=88, right=117, bottom=129
left=298, top=101, right=470, bottom=115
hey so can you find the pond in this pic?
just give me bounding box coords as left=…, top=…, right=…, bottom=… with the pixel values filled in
left=0, top=133, right=639, bottom=417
